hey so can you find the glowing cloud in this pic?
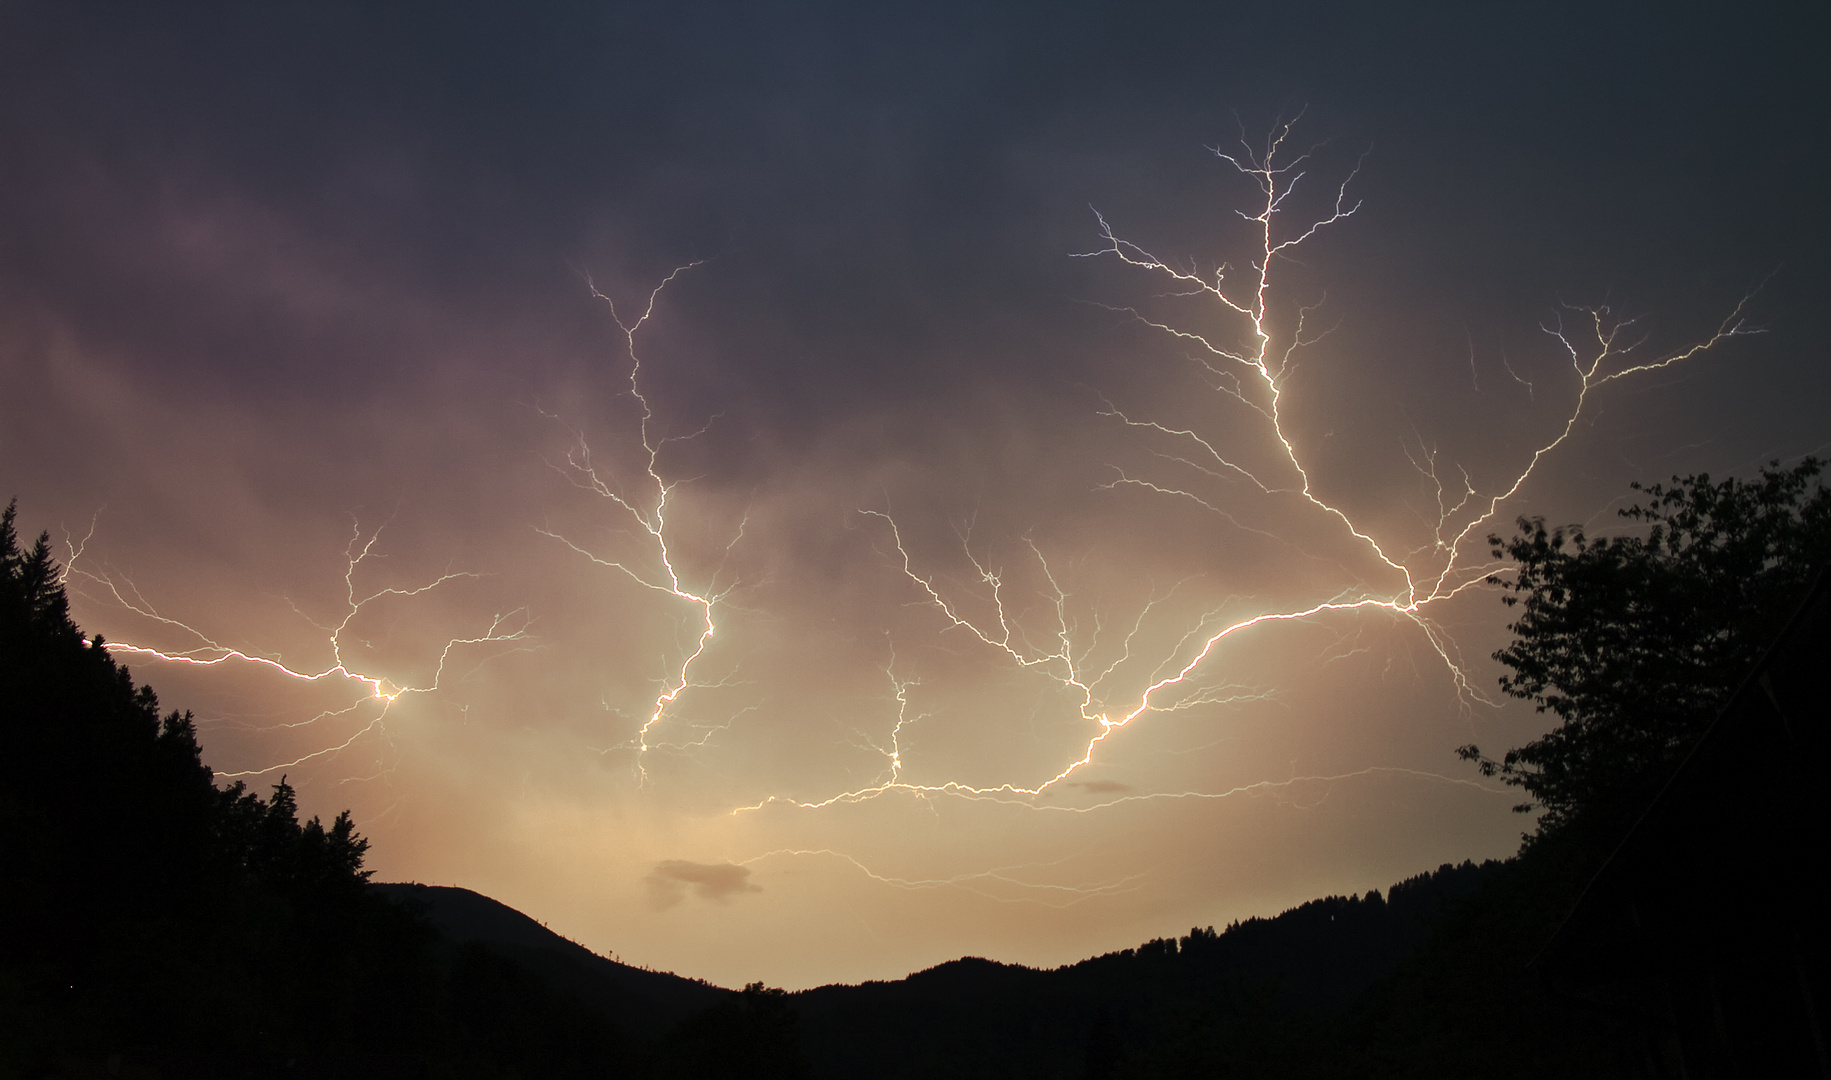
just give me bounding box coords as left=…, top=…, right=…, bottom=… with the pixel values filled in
left=648, top=860, right=764, bottom=909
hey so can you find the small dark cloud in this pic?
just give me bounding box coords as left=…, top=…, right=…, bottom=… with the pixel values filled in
left=647, top=860, right=762, bottom=910
left=1056, top=779, right=1132, bottom=796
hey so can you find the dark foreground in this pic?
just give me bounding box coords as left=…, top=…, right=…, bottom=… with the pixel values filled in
left=6, top=483, right=1828, bottom=1078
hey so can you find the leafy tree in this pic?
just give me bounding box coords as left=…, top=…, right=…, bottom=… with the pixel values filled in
left=1461, top=459, right=1831, bottom=841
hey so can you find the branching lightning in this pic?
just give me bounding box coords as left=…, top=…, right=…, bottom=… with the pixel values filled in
left=537, top=265, right=749, bottom=782
left=62, top=517, right=535, bottom=780
left=743, top=114, right=1753, bottom=841
left=48, top=119, right=1758, bottom=925
left=743, top=848, right=1151, bottom=907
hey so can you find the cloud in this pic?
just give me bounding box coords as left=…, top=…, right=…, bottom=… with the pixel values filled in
left=647, top=860, right=763, bottom=910
left=1057, top=780, right=1132, bottom=795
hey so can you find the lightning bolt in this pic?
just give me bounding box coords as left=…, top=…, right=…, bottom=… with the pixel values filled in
left=62, top=516, right=535, bottom=781
left=47, top=120, right=1756, bottom=923
left=537, top=264, right=749, bottom=783
left=743, top=849, right=1151, bottom=907
left=738, top=114, right=1753, bottom=850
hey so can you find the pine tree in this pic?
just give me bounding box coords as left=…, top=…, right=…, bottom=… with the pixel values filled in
left=1, top=500, right=437, bottom=1064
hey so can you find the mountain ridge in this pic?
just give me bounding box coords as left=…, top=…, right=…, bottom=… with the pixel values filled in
left=374, top=861, right=1503, bottom=1079
left=373, top=882, right=733, bottom=1033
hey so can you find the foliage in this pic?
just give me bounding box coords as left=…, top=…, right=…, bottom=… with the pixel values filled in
left=1, top=500, right=438, bottom=1065
left=662, top=982, right=811, bottom=1079
left=7, top=485, right=1666, bottom=1074
left=3, top=500, right=821, bottom=1077
left=1461, top=459, right=1831, bottom=840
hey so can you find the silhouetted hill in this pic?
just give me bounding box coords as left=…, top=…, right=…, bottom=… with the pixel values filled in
left=790, top=859, right=1502, bottom=1079
left=365, top=862, right=1508, bottom=1080
left=2, top=503, right=807, bottom=1079
left=19, top=474, right=1814, bottom=1077
left=2, top=504, right=442, bottom=1069
left=374, top=883, right=731, bottom=1032
left=360, top=864, right=1501, bottom=1080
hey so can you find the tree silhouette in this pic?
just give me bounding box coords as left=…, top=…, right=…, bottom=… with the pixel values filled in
left=1461, top=459, right=1831, bottom=841
left=1, top=500, right=441, bottom=1064
left=4, top=498, right=840, bottom=1075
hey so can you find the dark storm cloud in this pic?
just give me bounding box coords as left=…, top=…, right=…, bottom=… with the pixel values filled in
left=647, top=860, right=763, bottom=910
left=3, top=0, right=1821, bottom=441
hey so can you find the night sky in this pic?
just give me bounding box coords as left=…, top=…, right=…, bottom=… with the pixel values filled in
left=3, top=1, right=1825, bottom=990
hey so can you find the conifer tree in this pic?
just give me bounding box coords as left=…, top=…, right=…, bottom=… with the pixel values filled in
left=1, top=500, right=436, bottom=1062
